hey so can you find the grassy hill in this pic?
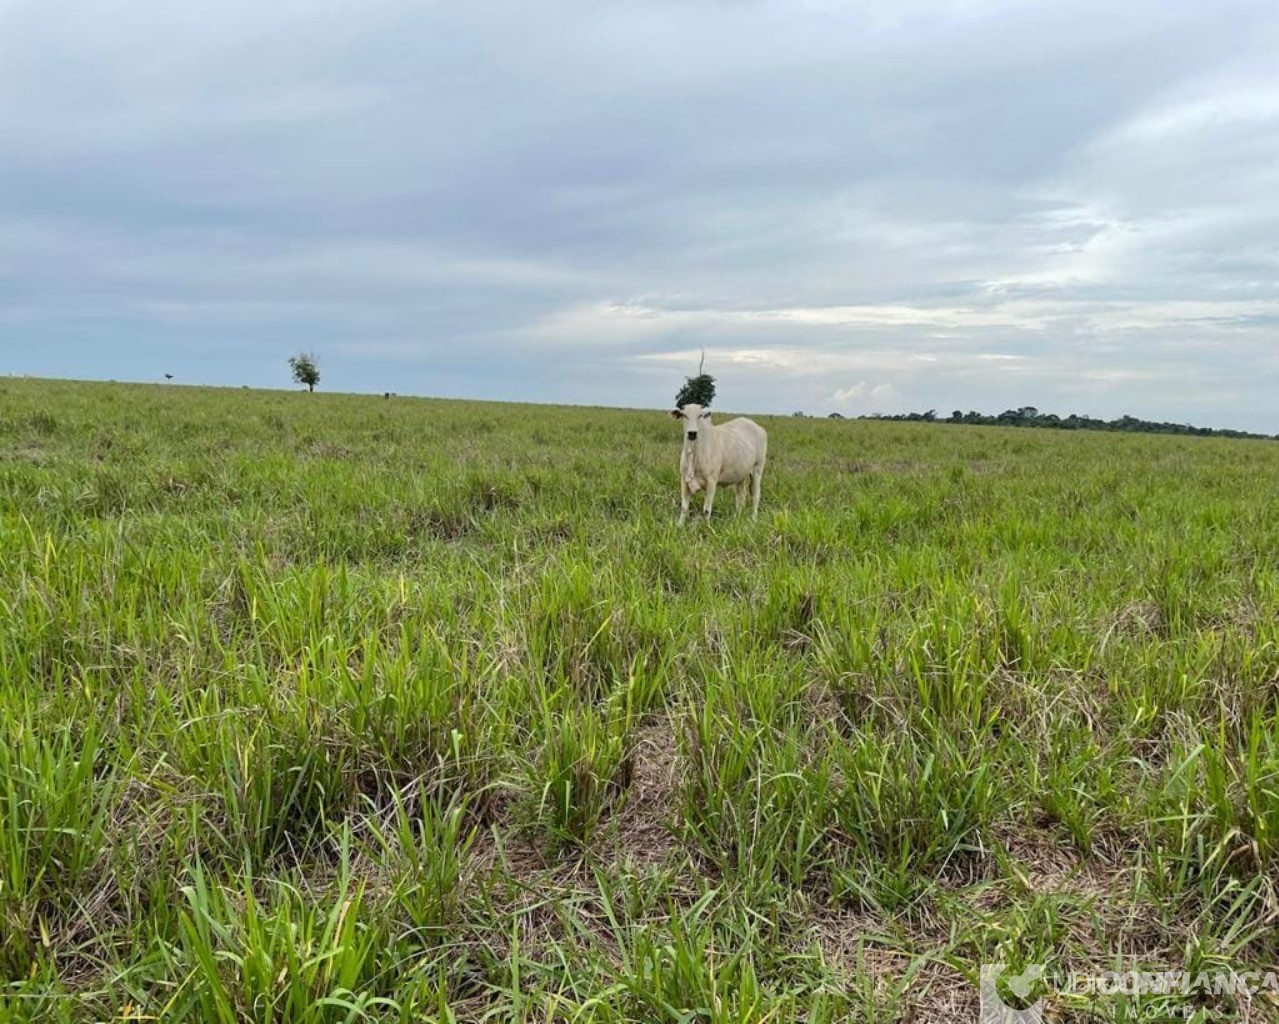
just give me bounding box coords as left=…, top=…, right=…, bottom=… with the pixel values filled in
left=3, top=377, right=1279, bottom=1021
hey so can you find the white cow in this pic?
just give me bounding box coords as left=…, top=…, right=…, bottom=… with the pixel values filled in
left=670, top=403, right=768, bottom=524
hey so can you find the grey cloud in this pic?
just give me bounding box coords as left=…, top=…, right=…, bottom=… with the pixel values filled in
left=1, top=0, right=1278, bottom=430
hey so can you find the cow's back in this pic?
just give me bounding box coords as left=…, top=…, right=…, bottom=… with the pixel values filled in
left=717, top=417, right=767, bottom=479
left=722, top=417, right=766, bottom=453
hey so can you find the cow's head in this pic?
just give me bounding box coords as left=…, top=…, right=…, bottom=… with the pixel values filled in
left=670, top=403, right=712, bottom=443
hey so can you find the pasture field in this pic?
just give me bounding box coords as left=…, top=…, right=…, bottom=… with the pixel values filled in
left=3, top=376, right=1279, bottom=1022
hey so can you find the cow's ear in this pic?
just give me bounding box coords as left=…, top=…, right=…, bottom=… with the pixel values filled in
left=700, top=410, right=712, bottom=419
left=670, top=408, right=685, bottom=419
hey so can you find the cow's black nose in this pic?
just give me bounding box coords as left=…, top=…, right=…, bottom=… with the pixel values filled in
left=687, top=431, right=698, bottom=441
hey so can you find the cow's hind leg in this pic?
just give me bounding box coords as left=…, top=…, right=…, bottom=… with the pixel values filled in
left=735, top=479, right=749, bottom=514
left=750, top=464, right=764, bottom=518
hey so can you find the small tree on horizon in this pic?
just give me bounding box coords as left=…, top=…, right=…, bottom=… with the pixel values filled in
left=674, top=349, right=716, bottom=409
left=289, top=352, right=320, bottom=392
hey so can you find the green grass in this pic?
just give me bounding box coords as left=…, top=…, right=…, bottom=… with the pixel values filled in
left=2, top=377, right=1279, bottom=1021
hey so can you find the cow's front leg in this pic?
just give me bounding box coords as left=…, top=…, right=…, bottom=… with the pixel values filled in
left=702, top=478, right=717, bottom=519
left=678, top=476, right=692, bottom=525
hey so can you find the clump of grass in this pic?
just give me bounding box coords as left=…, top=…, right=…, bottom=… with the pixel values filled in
left=28, top=410, right=59, bottom=436
left=169, top=681, right=353, bottom=865
left=829, top=720, right=1005, bottom=910
left=0, top=719, right=114, bottom=978
left=1033, top=723, right=1126, bottom=854
left=372, top=792, right=477, bottom=938
left=522, top=704, right=630, bottom=849
left=522, top=560, right=673, bottom=708
left=1142, top=714, right=1279, bottom=892
left=160, top=843, right=390, bottom=1022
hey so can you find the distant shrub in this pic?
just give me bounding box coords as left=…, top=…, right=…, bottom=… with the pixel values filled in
left=289, top=352, right=321, bottom=392
left=675, top=373, right=716, bottom=409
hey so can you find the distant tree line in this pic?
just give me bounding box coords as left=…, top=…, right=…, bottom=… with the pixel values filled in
left=863, top=406, right=1279, bottom=441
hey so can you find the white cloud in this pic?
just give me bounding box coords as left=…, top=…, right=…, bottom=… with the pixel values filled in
left=833, top=380, right=894, bottom=406
left=1110, top=81, right=1279, bottom=145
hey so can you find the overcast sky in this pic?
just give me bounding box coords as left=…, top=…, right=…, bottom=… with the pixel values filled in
left=2, top=1, right=1277, bottom=429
